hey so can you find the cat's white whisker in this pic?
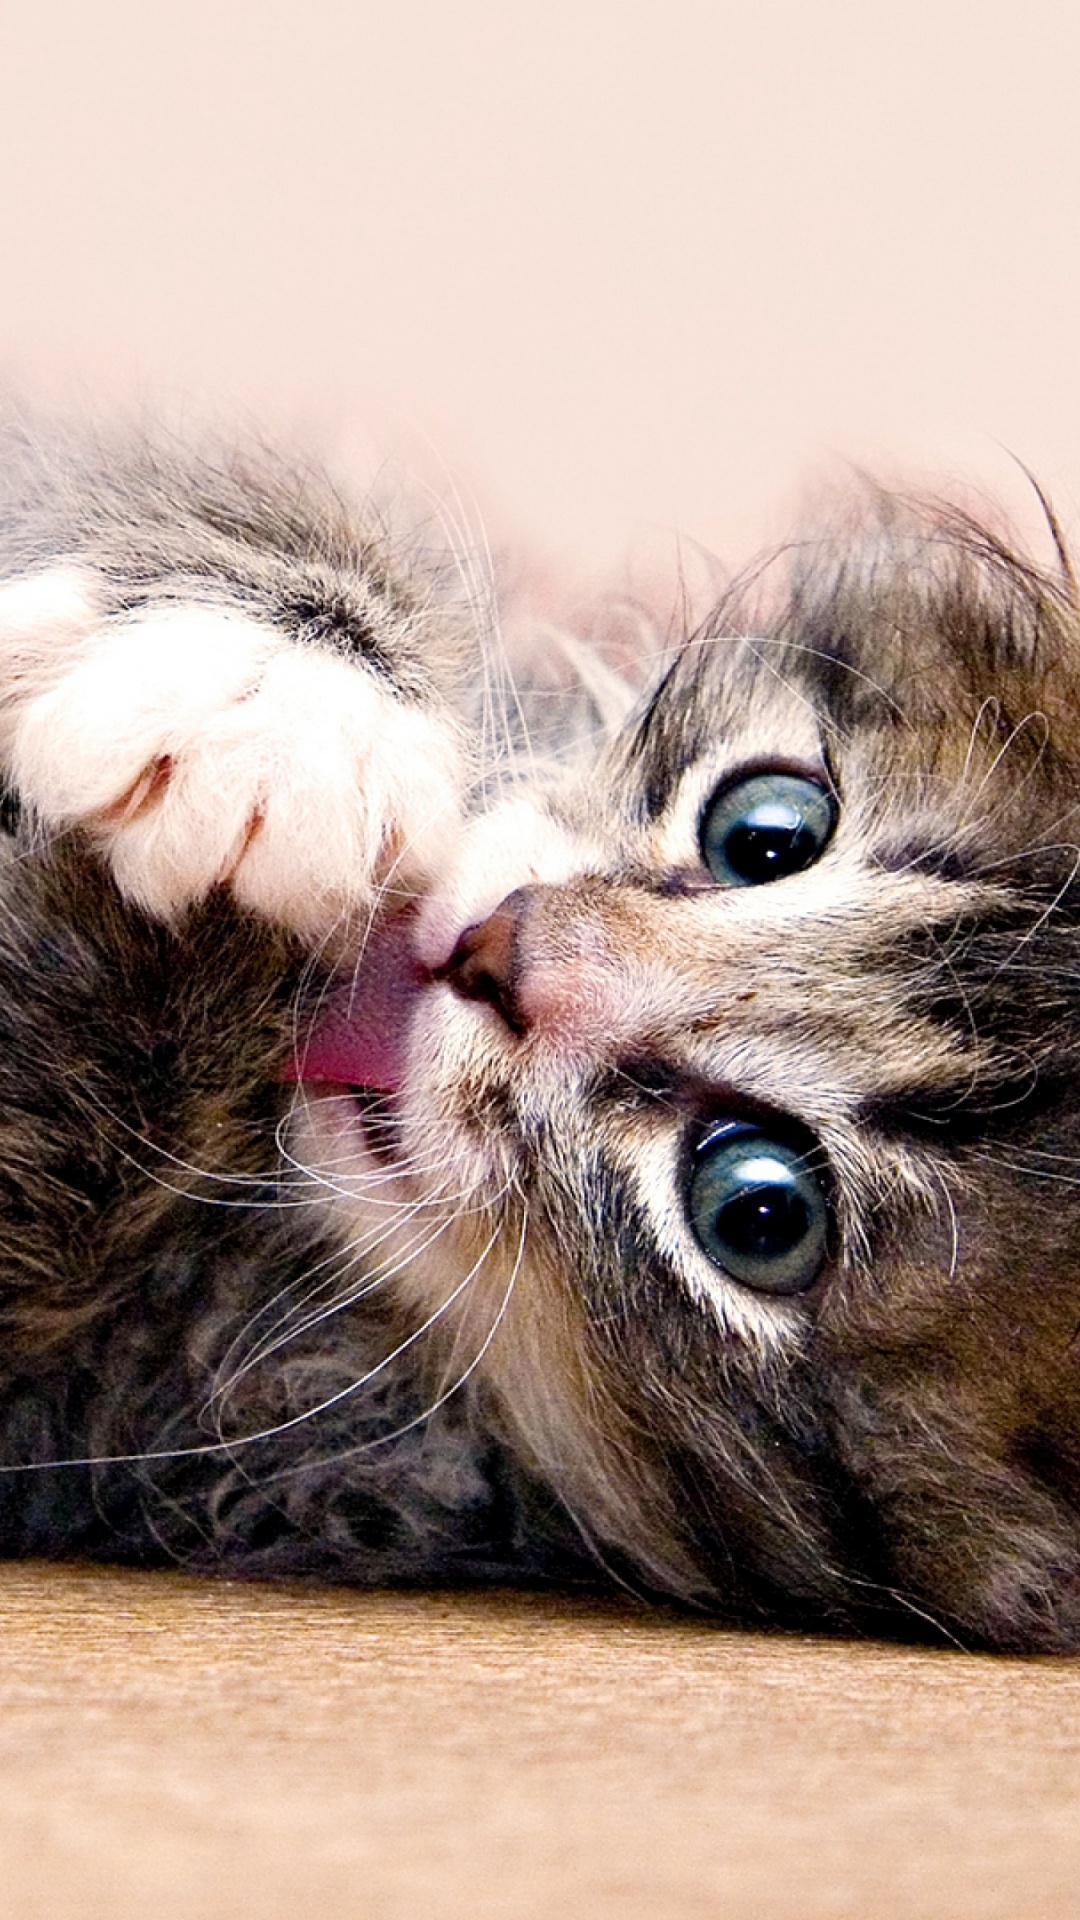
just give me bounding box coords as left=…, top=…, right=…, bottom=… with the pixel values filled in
left=929, top=1161, right=962, bottom=1286
left=70, top=1098, right=323, bottom=1206
left=730, top=629, right=916, bottom=738
left=288, top=1193, right=530, bottom=1472
left=0, top=1192, right=515, bottom=1476
left=991, top=841, right=1080, bottom=975
left=206, top=1187, right=470, bottom=1386
left=960, top=696, right=1003, bottom=788
left=218, top=1162, right=509, bottom=1373
left=953, top=708, right=1051, bottom=832
left=206, top=1206, right=515, bottom=1449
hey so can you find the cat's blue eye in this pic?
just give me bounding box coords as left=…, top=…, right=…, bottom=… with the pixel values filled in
left=699, top=771, right=836, bottom=887
left=687, top=1121, right=827, bottom=1294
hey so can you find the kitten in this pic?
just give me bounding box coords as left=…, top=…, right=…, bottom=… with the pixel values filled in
left=1, top=421, right=1079, bottom=1653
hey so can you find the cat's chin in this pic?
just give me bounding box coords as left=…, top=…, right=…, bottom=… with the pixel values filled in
left=326, top=1083, right=402, bottom=1165
left=288, top=1077, right=415, bottom=1203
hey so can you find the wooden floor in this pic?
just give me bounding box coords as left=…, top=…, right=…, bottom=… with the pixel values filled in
left=1, top=1562, right=1078, bottom=1919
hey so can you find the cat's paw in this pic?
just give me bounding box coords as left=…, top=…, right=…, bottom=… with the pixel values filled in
left=4, top=580, right=465, bottom=938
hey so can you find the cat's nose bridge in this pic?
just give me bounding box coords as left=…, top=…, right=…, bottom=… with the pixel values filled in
left=438, top=873, right=899, bottom=1060
left=438, top=877, right=679, bottom=1045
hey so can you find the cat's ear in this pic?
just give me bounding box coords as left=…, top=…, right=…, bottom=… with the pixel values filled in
left=489, top=623, right=643, bottom=770
left=543, top=629, right=640, bottom=732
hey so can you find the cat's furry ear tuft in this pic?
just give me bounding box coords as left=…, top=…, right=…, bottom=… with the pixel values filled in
left=485, top=620, right=641, bottom=773
left=1010, top=456, right=1080, bottom=605
left=540, top=628, right=640, bottom=732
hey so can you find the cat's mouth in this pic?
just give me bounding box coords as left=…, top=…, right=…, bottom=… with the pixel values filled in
left=286, top=905, right=432, bottom=1095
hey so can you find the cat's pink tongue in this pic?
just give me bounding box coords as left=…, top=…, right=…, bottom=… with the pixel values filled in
left=287, top=912, right=429, bottom=1093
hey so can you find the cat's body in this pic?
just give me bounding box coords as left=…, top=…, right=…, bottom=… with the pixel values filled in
left=2, top=423, right=1080, bottom=1650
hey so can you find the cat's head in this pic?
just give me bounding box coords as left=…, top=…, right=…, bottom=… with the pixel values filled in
left=305, top=488, right=1080, bottom=1650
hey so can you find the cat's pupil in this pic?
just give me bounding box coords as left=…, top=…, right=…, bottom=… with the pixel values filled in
left=719, top=1184, right=809, bottom=1259
left=687, top=1124, right=827, bottom=1295
left=724, top=812, right=816, bottom=880
left=700, top=771, right=836, bottom=887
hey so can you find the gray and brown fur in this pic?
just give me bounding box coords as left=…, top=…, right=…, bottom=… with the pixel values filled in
left=2, top=423, right=1080, bottom=1650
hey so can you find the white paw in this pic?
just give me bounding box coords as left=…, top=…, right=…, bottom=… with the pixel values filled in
left=6, top=582, right=465, bottom=938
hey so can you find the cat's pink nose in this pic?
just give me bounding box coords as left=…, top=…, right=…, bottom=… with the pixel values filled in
left=438, top=890, right=529, bottom=1033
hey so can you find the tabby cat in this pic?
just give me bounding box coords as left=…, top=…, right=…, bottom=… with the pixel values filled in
left=1, top=421, right=1079, bottom=1652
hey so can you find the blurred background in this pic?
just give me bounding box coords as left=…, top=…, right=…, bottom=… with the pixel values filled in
left=1, top=0, right=1078, bottom=580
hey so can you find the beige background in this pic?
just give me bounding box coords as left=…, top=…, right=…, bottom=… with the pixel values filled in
left=2, top=0, right=1078, bottom=572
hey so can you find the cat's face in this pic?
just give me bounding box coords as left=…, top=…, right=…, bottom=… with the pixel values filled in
left=300, top=500, right=1080, bottom=1649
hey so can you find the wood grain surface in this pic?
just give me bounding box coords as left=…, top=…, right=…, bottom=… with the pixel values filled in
left=0, top=1560, right=1077, bottom=1919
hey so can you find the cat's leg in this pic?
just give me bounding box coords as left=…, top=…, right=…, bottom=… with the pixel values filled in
left=0, top=568, right=466, bottom=940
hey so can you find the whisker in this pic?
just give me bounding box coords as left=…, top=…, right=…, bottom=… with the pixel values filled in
left=0, top=1187, right=514, bottom=1476
left=274, top=1187, right=529, bottom=1474
left=211, top=1202, right=467, bottom=1405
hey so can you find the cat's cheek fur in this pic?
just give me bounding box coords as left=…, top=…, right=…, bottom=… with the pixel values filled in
left=291, top=1084, right=705, bottom=1597
left=6, top=596, right=465, bottom=937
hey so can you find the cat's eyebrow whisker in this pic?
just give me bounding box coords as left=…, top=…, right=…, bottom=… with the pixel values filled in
left=986, top=1142, right=1080, bottom=1167
left=928, top=1161, right=962, bottom=1285
left=872, top=713, right=1059, bottom=885
left=902, top=1046, right=1041, bottom=1121
left=970, top=1148, right=1080, bottom=1189
left=704, top=627, right=915, bottom=739
left=910, top=925, right=985, bottom=1091
left=1007, top=799, right=1080, bottom=854
left=960, top=697, right=1003, bottom=787
left=736, top=637, right=854, bottom=755
left=952, top=708, right=1051, bottom=825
